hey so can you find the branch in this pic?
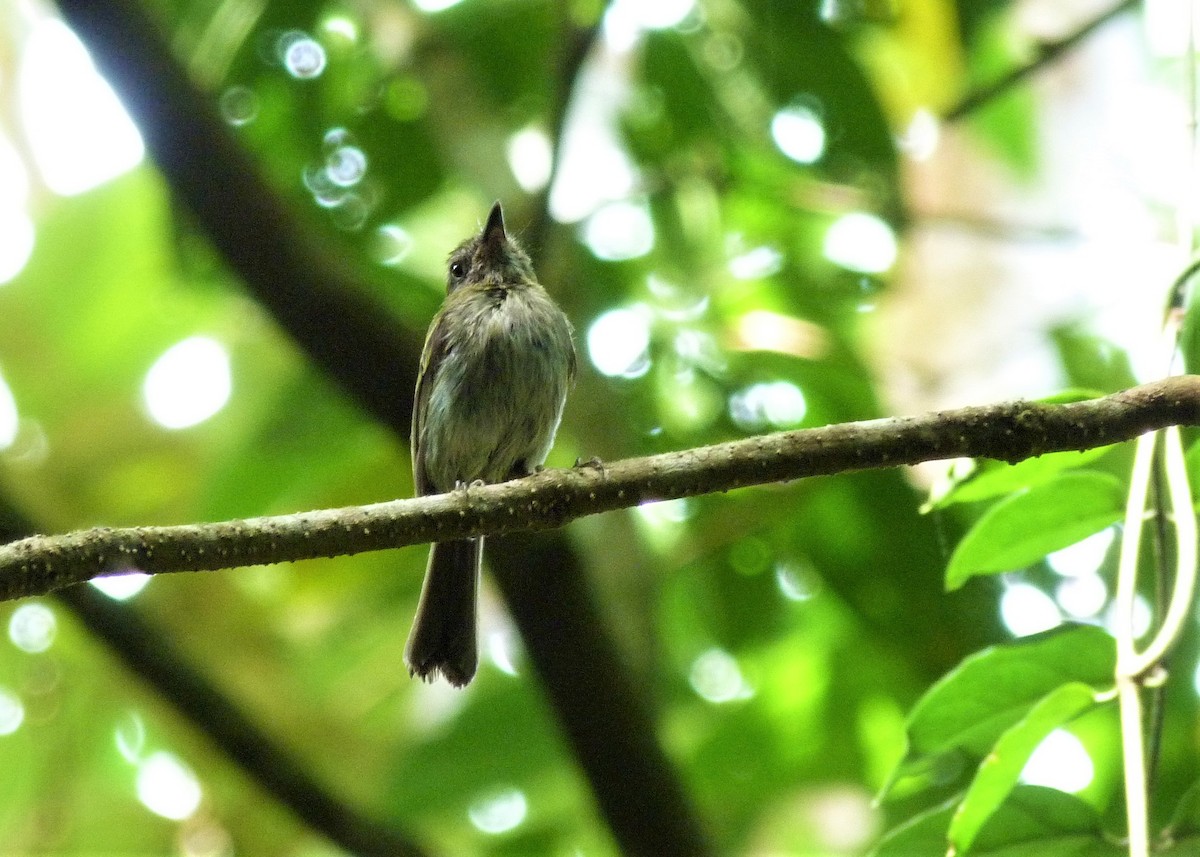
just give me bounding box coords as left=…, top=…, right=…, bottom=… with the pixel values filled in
left=4, top=377, right=1196, bottom=601
left=944, top=0, right=1138, bottom=122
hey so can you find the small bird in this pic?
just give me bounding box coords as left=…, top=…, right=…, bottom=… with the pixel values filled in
left=405, top=202, right=576, bottom=687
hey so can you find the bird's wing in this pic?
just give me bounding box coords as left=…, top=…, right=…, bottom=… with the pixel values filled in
left=411, top=313, right=452, bottom=497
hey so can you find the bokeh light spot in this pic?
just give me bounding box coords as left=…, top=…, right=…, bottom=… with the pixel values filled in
left=0, top=371, right=19, bottom=449
left=1048, top=528, right=1114, bottom=577
left=279, top=32, right=327, bottom=79
left=218, top=85, right=259, bottom=126
left=728, top=246, right=783, bottom=280
left=0, top=687, right=24, bottom=736
left=0, top=135, right=34, bottom=283
left=9, top=602, right=56, bottom=653
left=1000, top=583, right=1062, bottom=637
left=115, top=712, right=147, bottom=763
left=468, top=787, right=528, bottom=834
left=137, top=752, right=202, bottom=821
left=507, top=127, right=553, bottom=193
left=143, top=337, right=232, bottom=430
left=326, top=146, right=367, bottom=187
left=323, top=16, right=359, bottom=42
left=1021, top=729, right=1094, bottom=793
left=91, top=572, right=151, bottom=601
left=587, top=307, right=652, bottom=377
left=771, top=104, right=826, bottom=164
left=19, top=18, right=144, bottom=196
left=412, top=0, right=465, bottom=11
left=1055, top=572, right=1107, bottom=619
left=373, top=224, right=414, bottom=266
left=582, top=201, right=655, bottom=261
left=689, top=648, right=752, bottom=703
left=729, top=381, right=807, bottom=430
left=823, top=213, right=897, bottom=274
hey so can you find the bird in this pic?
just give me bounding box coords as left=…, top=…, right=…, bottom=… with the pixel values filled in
left=405, top=201, right=576, bottom=687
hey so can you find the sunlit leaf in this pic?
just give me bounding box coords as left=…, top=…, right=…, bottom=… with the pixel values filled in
left=927, top=446, right=1114, bottom=510
left=882, top=625, right=1114, bottom=798
left=945, top=472, right=1124, bottom=590
left=947, top=682, right=1098, bottom=854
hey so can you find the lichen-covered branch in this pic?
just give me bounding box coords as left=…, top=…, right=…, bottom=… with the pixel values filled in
left=3, top=377, right=1196, bottom=602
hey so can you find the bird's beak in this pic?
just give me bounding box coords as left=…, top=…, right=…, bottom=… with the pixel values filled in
left=482, top=201, right=506, bottom=249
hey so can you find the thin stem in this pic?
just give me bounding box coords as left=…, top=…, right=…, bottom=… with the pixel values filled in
left=944, top=0, right=1139, bottom=122
left=1118, top=673, right=1150, bottom=857
left=1115, top=432, right=1156, bottom=856
left=1130, top=427, right=1198, bottom=676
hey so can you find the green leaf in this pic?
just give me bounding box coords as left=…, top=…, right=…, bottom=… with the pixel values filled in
left=972, top=786, right=1120, bottom=857
left=1166, top=776, right=1200, bottom=841
left=1050, top=327, right=1137, bottom=394
left=928, top=446, right=1114, bottom=510
left=948, top=683, right=1097, bottom=854
left=872, top=787, right=1118, bottom=857
left=945, top=472, right=1124, bottom=590
left=882, top=625, right=1114, bottom=798
left=870, top=797, right=958, bottom=856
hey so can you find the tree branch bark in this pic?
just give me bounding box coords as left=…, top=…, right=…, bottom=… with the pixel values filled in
left=4, top=377, right=1195, bottom=601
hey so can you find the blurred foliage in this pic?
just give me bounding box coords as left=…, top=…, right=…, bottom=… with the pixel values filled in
left=0, top=0, right=1194, bottom=855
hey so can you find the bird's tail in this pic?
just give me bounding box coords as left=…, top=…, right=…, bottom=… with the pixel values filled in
left=404, top=537, right=482, bottom=687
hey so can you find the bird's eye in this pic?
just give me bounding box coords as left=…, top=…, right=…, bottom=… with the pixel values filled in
left=450, top=260, right=468, bottom=279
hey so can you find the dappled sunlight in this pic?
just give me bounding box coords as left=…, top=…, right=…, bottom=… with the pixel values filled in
left=728, top=380, right=807, bottom=430
left=582, top=199, right=655, bottom=261
left=771, top=104, right=826, bottom=164
left=506, top=127, right=553, bottom=193
left=1047, top=528, right=1115, bottom=577
left=278, top=30, right=327, bottom=79
left=689, top=647, right=754, bottom=704
left=587, top=306, right=652, bottom=377
left=467, top=787, right=528, bottom=835
left=999, top=582, right=1061, bottom=637
left=0, top=687, right=24, bottom=736
left=0, top=134, right=34, bottom=284
left=142, top=337, right=232, bottom=430
left=0, top=373, right=18, bottom=451
left=136, top=752, right=202, bottom=821
left=8, top=602, right=56, bottom=653
left=90, top=572, right=151, bottom=601
left=19, top=17, right=143, bottom=196
left=823, top=212, right=897, bottom=274
left=1020, top=729, right=1095, bottom=794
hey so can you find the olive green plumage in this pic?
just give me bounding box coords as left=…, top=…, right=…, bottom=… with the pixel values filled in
left=405, top=202, right=575, bottom=687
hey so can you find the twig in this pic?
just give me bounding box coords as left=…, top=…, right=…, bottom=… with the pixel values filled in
left=3, top=377, right=1198, bottom=601
left=944, top=0, right=1139, bottom=122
